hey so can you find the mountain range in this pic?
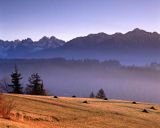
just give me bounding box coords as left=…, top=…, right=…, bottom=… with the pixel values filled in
left=1, top=28, right=160, bottom=64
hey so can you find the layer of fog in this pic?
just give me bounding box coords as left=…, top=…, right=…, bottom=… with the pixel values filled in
left=0, top=59, right=160, bottom=103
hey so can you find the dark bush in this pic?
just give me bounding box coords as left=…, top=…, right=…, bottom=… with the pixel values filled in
left=53, top=96, right=58, bottom=98
left=132, top=101, right=137, bottom=104
left=82, top=100, right=88, bottom=104
left=142, top=109, right=148, bottom=113
left=72, top=95, right=76, bottom=98
left=104, top=98, right=108, bottom=100
left=150, top=106, right=156, bottom=110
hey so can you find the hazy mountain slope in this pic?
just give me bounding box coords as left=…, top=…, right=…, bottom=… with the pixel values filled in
left=59, top=28, right=160, bottom=64
left=65, top=28, right=160, bottom=50
left=1, top=28, right=160, bottom=64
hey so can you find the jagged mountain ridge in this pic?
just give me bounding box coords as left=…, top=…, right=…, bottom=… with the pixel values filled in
left=0, top=36, right=65, bottom=58
left=1, top=28, right=160, bottom=64
left=64, top=28, right=160, bottom=49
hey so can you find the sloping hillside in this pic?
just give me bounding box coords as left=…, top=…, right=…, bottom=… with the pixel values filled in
left=0, top=94, right=160, bottom=128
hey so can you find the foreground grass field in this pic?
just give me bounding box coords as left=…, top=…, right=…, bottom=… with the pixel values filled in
left=0, top=94, right=160, bottom=128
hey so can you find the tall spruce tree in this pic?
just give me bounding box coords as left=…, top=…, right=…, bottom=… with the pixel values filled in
left=96, top=88, right=106, bottom=99
left=89, top=91, right=95, bottom=98
left=26, top=73, right=46, bottom=95
left=9, top=65, right=23, bottom=94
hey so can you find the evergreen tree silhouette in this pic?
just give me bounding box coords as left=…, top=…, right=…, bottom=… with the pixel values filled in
left=96, top=88, right=106, bottom=99
left=26, top=73, right=46, bottom=95
left=9, top=65, right=23, bottom=94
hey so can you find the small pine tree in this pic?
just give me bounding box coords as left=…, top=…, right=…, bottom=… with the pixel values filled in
left=9, top=65, right=23, bottom=94
left=89, top=91, right=95, bottom=98
left=96, top=88, right=106, bottom=99
left=26, top=73, right=46, bottom=95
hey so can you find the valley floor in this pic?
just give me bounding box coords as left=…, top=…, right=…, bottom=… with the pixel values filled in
left=0, top=94, right=160, bottom=128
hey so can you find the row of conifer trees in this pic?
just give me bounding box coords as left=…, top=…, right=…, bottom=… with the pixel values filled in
left=1, top=65, right=107, bottom=99
left=89, top=89, right=106, bottom=99
left=6, top=65, right=46, bottom=95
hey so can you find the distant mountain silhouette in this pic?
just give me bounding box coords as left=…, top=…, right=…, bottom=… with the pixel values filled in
left=0, top=36, right=65, bottom=58
left=0, top=28, right=160, bottom=64
left=64, top=28, right=160, bottom=50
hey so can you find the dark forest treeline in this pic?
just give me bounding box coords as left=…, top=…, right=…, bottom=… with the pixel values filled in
left=0, top=58, right=160, bottom=73
left=0, top=58, right=121, bottom=67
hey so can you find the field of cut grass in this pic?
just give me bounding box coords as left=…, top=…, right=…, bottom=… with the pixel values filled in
left=0, top=94, right=160, bottom=128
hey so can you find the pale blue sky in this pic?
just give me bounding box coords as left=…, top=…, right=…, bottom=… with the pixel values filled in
left=0, top=0, right=160, bottom=41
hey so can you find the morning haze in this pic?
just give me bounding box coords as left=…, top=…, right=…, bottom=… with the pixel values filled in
left=0, top=0, right=160, bottom=128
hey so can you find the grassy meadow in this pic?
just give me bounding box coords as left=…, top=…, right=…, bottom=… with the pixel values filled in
left=0, top=94, right=160, bottom=128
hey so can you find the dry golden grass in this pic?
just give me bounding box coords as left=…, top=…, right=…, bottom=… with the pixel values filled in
left=0, top=94, right=160, bottom=128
